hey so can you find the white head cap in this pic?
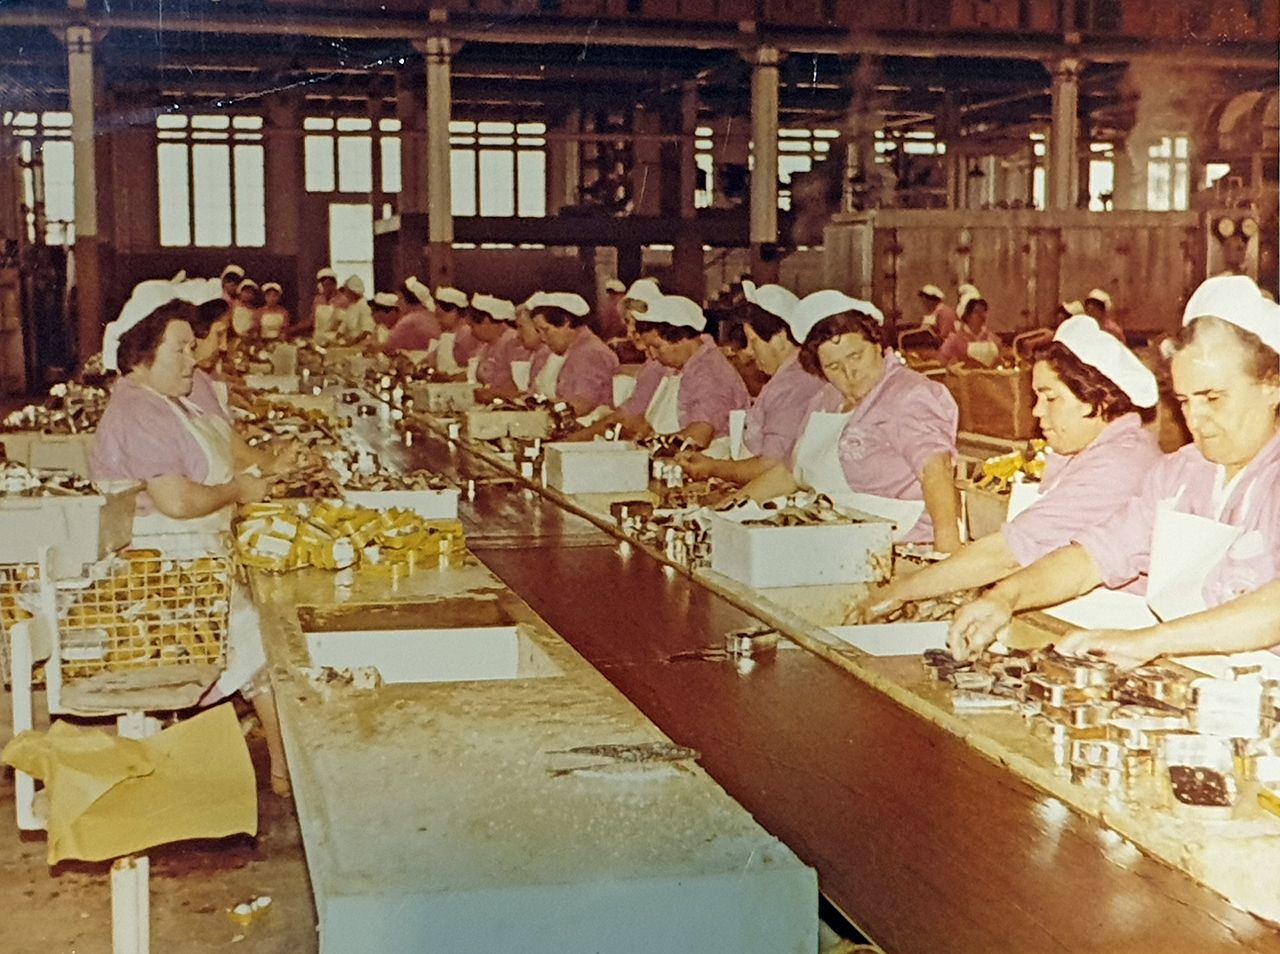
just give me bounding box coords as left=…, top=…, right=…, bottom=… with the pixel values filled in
left=1053, top=315, right=1158, bottom=408
left=741, top=280, right=800, bottom=323
left=237, top=277, right=258, bottom=292
left=102, top=279, right=193, bottom=372
left=316, top=267, right=338, bottom=282
left=221, top=264, right=245, bottom=281
left=404, top=276, right=435, bottom=310
left=435, top=286, right=469, bottom=308
left=1060, top=300, right=1084, bottom=316
left=343, top=275, right=365, bottom=297
left=471, top=293, right=517, bottom=322
left=624, top=278, right=663, bottom=312
left=372, top=292, right=400, bottom=309
left=636, top=294, right=707, bottom=332
left=526, top=291, right=589, bottom=318
left=261, top=282, right=282, bottom=295
left=604, top=278, right=626, bottom=294
left=1085, top=288, right=1113, bottom=309
left=919, top=284, right=945, bottom=300
left=959, top=291, right=986, bottom=320
left=1182, top=275, right=1280, bottom=354
left=171, top=276, right=224, bottom=307
left=957, top=283, right=981, bottom=302
left=789, top=290, right=884, bottom=344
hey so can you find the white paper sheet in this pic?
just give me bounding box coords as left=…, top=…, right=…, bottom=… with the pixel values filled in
left=1040, top=589, right=1158, bottom=630
left=825, top=622, right=949, bottom=656
left=1176, top=651, right=1280, bottom=680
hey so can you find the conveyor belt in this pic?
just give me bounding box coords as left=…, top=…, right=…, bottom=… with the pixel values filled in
left=354, top=418, right=1280, bottom=953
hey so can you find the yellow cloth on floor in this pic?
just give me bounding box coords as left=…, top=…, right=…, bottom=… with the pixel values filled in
left=2, top=704, right=257, bottom=864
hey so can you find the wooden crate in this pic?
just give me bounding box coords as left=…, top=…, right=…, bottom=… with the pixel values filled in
left=944, top=365, right=1037, bottom=441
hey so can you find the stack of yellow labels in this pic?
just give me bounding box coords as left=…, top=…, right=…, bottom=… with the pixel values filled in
left=235, top=501, right=465, bottom=574
left=975, top=439, right=1047, bottom=491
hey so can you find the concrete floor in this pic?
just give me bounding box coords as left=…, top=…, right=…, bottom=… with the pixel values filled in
left=0, top=694, right=319, bottom=954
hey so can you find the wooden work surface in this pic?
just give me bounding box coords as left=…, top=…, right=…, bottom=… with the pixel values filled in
left=343, top=415, right=1280, bottom=952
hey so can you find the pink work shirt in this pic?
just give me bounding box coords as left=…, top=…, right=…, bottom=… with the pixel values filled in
left=476, top=326, right=531, bottom=392
left=384, top=308, right=441, bottom=352
left=795, top=352, right=958, bottom=543
left=674, top=336, right=751, bottom=437
left=927, top=303, right=959, bottom=339
left=939, top=324, right=1000, bottom=365
left=620, top=358, right=669, bottom=417
left=451, top=323, right=482, bottom=364
left=743, top=354, right=834, bottom=463
left=554, top=327, right=620, bottom=409
left=1075, top=432, right=1280, bottom=611
left=189, top=368, right=231, bottom=423
left=1001, top=414, right=1162, bottom=567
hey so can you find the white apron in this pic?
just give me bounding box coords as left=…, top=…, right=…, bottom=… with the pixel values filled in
left=132, top=395, right=265, bottom=698
left=791, top=410, right=925, bottom=542
left=436, top=331, right=460, bottom=374
left=612, top=372, right=638, bottom=409
left=259, top=310, right=285, bottom=340
left=1006, top=481, right=1041, bottom=521
left=313, top=304, right=337, bottom=344
left=511, top=359, right=532, bottom=392
left=533, top=352, right=567, bottom=400
left=644, top=374, right=683, bottom=435
left=230, top=304, right=257, bottom=337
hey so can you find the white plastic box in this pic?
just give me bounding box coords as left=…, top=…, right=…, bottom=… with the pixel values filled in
left=244, top=372, right=301, bottom=394
left=412, top=382, right=477, bottom=414
left=542, top=441, right=650, bottom=495
left=341, top=488, right=460, bottom=519
left=0, top=484, right=139, bottom=578
left=464, top=408, right=552, bottom=441
left=1, top=432, right=95, bottom=477
left=707, top=510, right=893, bottom=589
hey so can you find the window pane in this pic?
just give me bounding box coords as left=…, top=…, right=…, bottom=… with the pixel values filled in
left=1173, top=161, right=1189, bottom=210
left=779, top=155, right=812, bottom=183
left=327, top=201, right=373, bottom=259
left=41, top=139, right=75, bottom=231
left=234, top=144, right=266, bottom=246
left=337, top=135, right=373, bottom=193
left=1174, top=136, right=1189, bottom=159
left=192, top=143, right=233, bottom=246
left=337, top=117, right=372, bottom=132
left=304, top=117, right=334, bottom=131
left=42, top=111, right=72, bottom=127
left=157, top=142, right=191, bottom=247
left=233, top=115, right=263, bottom=130
left=1147, top=162, right=1172, bottom=211
left=451, top=149, right=477, bottom=216
left=478, top=121, right=513, bottom=134
left=379, top=118, right=402, bottom=133
left=380, top=136, right=402, bottom=193
left=478, top=150, right=515, bottom=216
left=305, top=135, right=335, bottom=192
left=449, top=120, right=476, bottom=134
left=516, top=150, right=545, bottom=217
left=192, top=114, right=230, bottom=130
left=1088, top=159, right=1114, bottom=211
left=156, top=114, right=187, bottom=130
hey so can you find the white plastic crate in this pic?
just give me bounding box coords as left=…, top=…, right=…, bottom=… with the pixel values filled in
left=707, top=509, right=893, bottom=589
left=464, top=408, right=551, bottom=440
left=542, top=441, right=650, bottom=495
left=0, top=432, right=95, bottom=477
left=243, top=372, right=301, bottom=394
left=0, top=485, right=138, bottom=578
left=341, top=488, right=460, bottom=519
left=412, top=381, right=478, bottom=414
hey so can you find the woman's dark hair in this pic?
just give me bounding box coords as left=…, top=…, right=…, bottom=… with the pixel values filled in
left=400, top=281, right=427, bottom=307
left=743, top=302, right=796, bottom=346
left=1168, top=315, right=1280, bottom=383
left=533, top=305, right=589, bottom=329
left=117, top=299, right=196, bottom=374
left=1031, top=340, right=1153, bottom=423
left=650, top=322, right=702, bottom=343
left=188, top=299, right=228, bottom=340
left=798, top=311, right=886, bottom=375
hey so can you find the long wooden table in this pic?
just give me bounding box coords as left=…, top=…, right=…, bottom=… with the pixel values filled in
left=348, top=415, right=1280, bottom=953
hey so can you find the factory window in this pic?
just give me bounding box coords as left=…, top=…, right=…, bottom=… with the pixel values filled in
left=874, top=130, right=946, bottom=157
left=695, top=126, right=714, bottom=209
left=328, top=203, right=374, bottom=297
left=1031, top=133, right=1047, bottom=210
left=5, top=111, right=75, bottom=245
left=777, top=128, right=839, bottom=211
left=1146, top=136, right=1190, bottom=212
left=1087, top=142, right=1115, bottom=211
left=156, top=114, right=266, bottom=247
left=449, top=121, right=546, bottom=218
left=303, top=117, right=402, bottom=195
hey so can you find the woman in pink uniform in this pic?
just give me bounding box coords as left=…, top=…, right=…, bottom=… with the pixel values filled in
left=851, top=314, right=1162, bottom=621
left=628, top=295, right=750, bottom=448
left=679, top=281, right=832, bottom=484
left=738, top=290, right=963, bottom=552
left=382, top=276, right=441, bottom=353
left=429, top=287, right=479, bottom=375
left=527, top=292, right=619, bottom=416
left=91, top=283, right=297, bottom=794
left=939, top=292, right=1001, bottom=367
left=470, top=294, right=528, bottom=394
left=951, top=276, right=1280, bottom=665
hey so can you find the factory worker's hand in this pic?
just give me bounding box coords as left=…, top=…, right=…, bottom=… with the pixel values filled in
left=948, top=593, right=1012, bottom=660
left=675, top=451, right=714, bottom=480
left=1055, top=628, right=1159, bottom=670
left=233, top=473, right=271, bottom=505
left=844, top=584, right=904, bottom=625
left=265, top=443, right=305, bottom=477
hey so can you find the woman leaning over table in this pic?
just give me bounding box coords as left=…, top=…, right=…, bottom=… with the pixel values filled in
left=91, top=284, right=299, bottom=795
left=949, top=275, right=1280, bottom=667
left=737, top=290, right=963, bottom=552
left=849, top=314, right=1162, bottom=622
left=527, top=292, right=619, bottom=417
left=678, top=281, right=832, bottom=485
left=628, top=294, right=750, bottom=450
